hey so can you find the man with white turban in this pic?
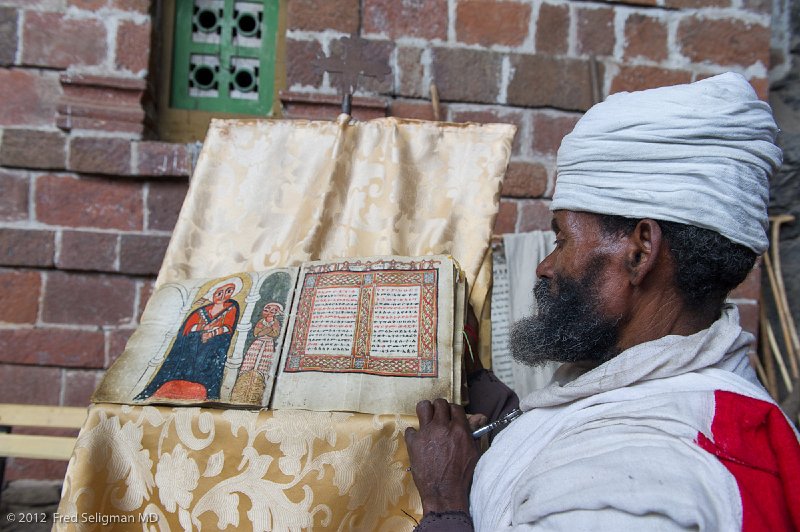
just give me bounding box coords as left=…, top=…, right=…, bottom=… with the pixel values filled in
left=405, top=73, right=800, bottom=530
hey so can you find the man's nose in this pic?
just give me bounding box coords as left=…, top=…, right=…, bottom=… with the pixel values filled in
left=536, top=251, right=555, bottom=279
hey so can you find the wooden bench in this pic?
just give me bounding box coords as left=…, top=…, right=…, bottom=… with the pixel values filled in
left=0, top=404, right=87, bottom=497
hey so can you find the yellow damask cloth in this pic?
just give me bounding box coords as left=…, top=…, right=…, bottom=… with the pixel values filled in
left=57, top=404, right=421, bottom=531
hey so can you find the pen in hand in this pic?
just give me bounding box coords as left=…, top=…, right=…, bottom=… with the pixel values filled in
left=471, top=408, right=523, bottom=439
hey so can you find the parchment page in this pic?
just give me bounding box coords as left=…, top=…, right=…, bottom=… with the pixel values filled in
left=272, top=255, right=457, bottom=415
left=490, top=247, right=515, bottom=389
left=93, top=268, right=298, bottom=408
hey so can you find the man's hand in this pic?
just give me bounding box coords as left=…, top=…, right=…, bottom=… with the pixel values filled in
left=404, top=398, right=480, bottom=515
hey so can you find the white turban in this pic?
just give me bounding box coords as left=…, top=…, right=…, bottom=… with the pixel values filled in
left=553, top=72, right=782, bottom=254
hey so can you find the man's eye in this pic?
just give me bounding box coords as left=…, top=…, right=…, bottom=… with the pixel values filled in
left=554, top=239, right=565, bottom=248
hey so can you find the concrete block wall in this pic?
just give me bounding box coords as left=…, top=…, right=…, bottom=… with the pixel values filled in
left=0, top=0, right=783, bottom=481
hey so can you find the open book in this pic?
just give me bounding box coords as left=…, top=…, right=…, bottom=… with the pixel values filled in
left=93, top=255, right=466, bottom=415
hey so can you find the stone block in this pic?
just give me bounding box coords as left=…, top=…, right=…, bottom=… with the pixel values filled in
left=0, top=128, right=66, bottom=170
left=4, top=458, right=68, bottom=482
left=666, top=0, right=729, bottom=7
left=112, top=0, right=151, bottom=14
left=22, top=11, right=106, bottom=69
left=0, top=228, right=55, bottom=267
left=62, top=368, right=103, bottom=406
left=507, top=55, right=594, bottom=111
left=287, top=0, right=360, bottom=33
left=329, top=38, right=393, bottom=95
left=0, top=170, right=29, bottom=222
left=146, top=180, right=189, bottom=231
left=0, top=364, right=61, bottom=405
left=610, top=66, right=692, bottom=95
left=286, top=39, right=323, bottom=89
left=397, top=47, right=425, bottom=98
left=364, top=0, right=447, bottom=40
left=0, top=69, right=61, bottom=127
left=138, top=279, right=154, bottom=318
left=494, top=200, right=517, bottom=234
left=532, top=111, right=580, bottom=156
left=519, top=199, right=552, bottom=232
left=431, top=47, right=502, bottom=104
left=577, top=7, right=615, bottom=57
left=450, top=106, right=525, bottom=156
left=390, top=99, right=438, bottom=121
left=57, top=74, right=146, bottom=135
left=35, top=174, right=143, bottom=230
left=678, top=17, right=769, bottom=68
left=115, top=19, right=151, bottom=74
left=41, top=270, right=137, bottom=326
left=118, top=233, right=170, bottom=275
left=625, top=14, right=668, bottom=62
left=0, top=6, right=17, bottom=65
left=502, top=161, right=548, bottom=198
left=68, top=136, right=132, bottom=175
left=456, top=0, right=531, bottom=47
left=536, top=3, right=569, bottom=55
left=0, top=328, right=105, bottom=367
left=57, top=230, right=118, bottom=272
left=106, top=327, right=135, bottom=367
left=0, top=270, right=40, bottom=324
left=136, top=141, right=192, bottom=176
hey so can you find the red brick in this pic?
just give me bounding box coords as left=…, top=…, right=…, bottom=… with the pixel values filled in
left=4, top=457, right=69, bottom=482
left=665, top=0, right=729, bottom=7
left=36, top=175, right=143, bottom=231
left=42, top=271, right=136, bottom=326
left=390, top=100, right=438, bottom=121
left=146, top=180, right=188, bottom=231
left=432, top=48, right=502, bottom=104
left=494, top=200, right=517, bottom=234
left=730, top=264, right=761, bottom=301
left=68, top=0, right=108, bottom=7
left=742, top=0, right=771, bottom=13
left=0, top=7, right=17, bottom=66
left=287, top=0, right=360, bottom=33
left=0, top=69, right=61, bottom=127
left=136, top=142, right=192, bottom=176
left=577, top=7, right=615, bottom=57
left=0, top=228, right=55, bottom=267
left=624, top=14, right=668, bottom=62
left=286, top=39, right=324, bottom=89
left=536, top=3, right=569, bottom=55
left=112, top=0, right=151, bottom=12
left=519, top=199, right=552, bottom=232
left=22, top=11, right=106, bottom=69
left=0, top=328, right=105, bottom=367
left=507, top=55, right=594, bottom=111
left=57, top=231, right=118, bottom=272
left=137, top=279, right=154, bottom=320
left=118, top=234, right=170, bottom=275
left=0, top=270, right=40, bottom=324
left=364, top=0, right=448, bottom=40
left=678, top=17, right=769, bottom=68
left=107, top=327, right=135, bottom=367
left=0, top=364, right=61, bottom=405
left=68, top=136, right=132, bottom=175
left=0, top=128, right=67, bottom=170
left=115, top=20, right=151, bottom=73
left=397, top=47, right=425, bottom=98
left=610, top=66, right=692, bottom=95
left=457, top=1, right=531, bottom=47
left=0, top=170, right=29, bottom=222
left=450, top=107, right=525, bottom=156
left=329, top=39, right=393, bottom=95
left=532, top=112, right=580, bottom=156
left=62, top=369, right=103, bottom=406
left=502, top=162, right=548, bottom=198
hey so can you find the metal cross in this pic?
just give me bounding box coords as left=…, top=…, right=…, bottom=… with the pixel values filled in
left=313, top=35, right=392, bottom=115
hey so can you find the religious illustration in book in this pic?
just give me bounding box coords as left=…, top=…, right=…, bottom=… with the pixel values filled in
left=231, top=270, right=294, bottom=403
left=134, top=276, right=246, bottom=401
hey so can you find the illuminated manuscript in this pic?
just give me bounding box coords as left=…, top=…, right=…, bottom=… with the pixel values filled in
left=93, top=256, right=466, bottom=415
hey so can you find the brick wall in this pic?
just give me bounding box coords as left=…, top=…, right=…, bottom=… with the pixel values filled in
left=0, top=0, right=783, bottom=481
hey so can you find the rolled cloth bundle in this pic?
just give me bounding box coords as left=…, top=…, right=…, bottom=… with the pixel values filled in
left=553, top=72, right=783, bottom=254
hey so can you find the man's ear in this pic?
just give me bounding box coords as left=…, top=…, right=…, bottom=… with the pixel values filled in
left=627, top=219, right=662, bottom=286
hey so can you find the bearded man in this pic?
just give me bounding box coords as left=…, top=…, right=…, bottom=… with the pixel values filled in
left=405, top=73, right=800, bottom=530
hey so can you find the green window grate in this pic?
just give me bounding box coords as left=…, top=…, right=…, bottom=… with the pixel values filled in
left=171, top=0, right=278, bottom=114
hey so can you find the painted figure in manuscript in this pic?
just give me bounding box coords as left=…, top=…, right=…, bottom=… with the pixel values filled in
left=230, top=302, right=284, bottom=403
left=135, top=278, right=242, bottom=401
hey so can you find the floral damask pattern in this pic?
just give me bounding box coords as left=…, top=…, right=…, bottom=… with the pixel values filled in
left=56, top=404, right=422, bottom=531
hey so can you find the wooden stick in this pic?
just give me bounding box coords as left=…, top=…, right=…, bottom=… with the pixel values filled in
left=766, top=319, right=793, bottom=393
left=430, top=83, right=441, bottom=121
left=760, top=304, right=779, bottom=398
left=763, top=252, right=800, bottom=379
left=766, top=215, right=800, bottom=377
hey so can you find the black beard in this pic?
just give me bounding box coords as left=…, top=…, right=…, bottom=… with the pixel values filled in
left=510, top=259, right=622, bottom=367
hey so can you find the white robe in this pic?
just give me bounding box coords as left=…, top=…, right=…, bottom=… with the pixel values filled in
left=471, top=305, right=800, bottom=530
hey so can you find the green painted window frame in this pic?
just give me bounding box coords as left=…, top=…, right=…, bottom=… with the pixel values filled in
left=170, top=0, right=279, bottom=115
